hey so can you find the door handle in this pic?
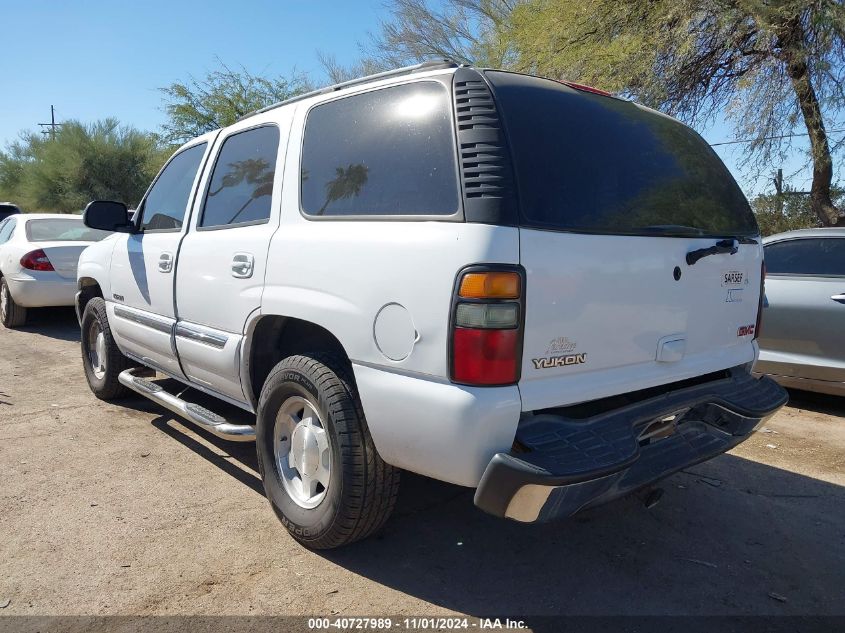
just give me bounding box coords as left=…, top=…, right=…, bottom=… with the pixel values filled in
left=158, top=252, right=173, bottom=273
left=231, top=253, right=254, bottom=278
left=831, top=294, right=845, bottom=304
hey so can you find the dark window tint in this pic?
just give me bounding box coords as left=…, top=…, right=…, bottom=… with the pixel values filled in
left=486, top=72, right=758, bottom=237
left=201, top=126, right=279, bottom=228
left=26, top=219, right=111, bottom=242
left=764, top=238, right=845, bottom=276
left=0, top=218, right=15, bottom=244
left=141, top=143, right=207, bottom=231
left=301, top=82, right=459, bottom=217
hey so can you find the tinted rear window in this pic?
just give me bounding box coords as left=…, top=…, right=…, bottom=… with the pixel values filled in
left=26, top=219, right=111, bottom=242
left=300, top=81, right=459, bottom=217
left=486, top=72, right=758, bottom=237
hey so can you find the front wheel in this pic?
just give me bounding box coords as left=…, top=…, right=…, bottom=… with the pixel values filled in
left=0, top=277, right=27, bottom=328
left=256, top=353, right=400, bottom=549
left=80, top=297, right=133, bottom=400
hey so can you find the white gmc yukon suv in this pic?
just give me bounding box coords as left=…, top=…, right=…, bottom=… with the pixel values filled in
left=76, top=61, right=787, bottom=549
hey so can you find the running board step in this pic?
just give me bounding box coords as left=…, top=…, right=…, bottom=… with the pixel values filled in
left=118, top=368, right=255, bottom=442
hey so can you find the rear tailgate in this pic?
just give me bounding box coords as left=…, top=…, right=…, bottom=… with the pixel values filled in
left=484, top=71, right=762, bottom=411
left=519, top=230, right=761, bottom=410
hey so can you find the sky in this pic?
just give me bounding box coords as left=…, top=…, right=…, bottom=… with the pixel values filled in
left=1, top=0, right=840, bottom=198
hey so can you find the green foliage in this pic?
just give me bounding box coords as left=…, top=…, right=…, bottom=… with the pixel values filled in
left=750, top=189, right=844, bottom=236
left=160, top=62, right=313, bottom=144
left=506, top=0, right=845, bottom=225
left=0, top=119, right=167, bottom=212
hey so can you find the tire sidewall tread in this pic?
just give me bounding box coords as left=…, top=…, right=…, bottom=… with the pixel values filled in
left=256, top=353, right=399, bottom=549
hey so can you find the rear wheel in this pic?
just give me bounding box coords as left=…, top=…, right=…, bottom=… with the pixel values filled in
left=0, top=277, right=27, bottom=328
left=81, top=297, right=133, bottom=400
left=256, top=353, right=400, bottom=549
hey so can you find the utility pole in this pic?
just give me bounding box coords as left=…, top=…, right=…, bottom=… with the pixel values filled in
left=38, top=105, right=62, bottom=139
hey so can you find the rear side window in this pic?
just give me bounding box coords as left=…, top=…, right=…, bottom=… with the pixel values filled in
left=300, top=82, right=459, bottom=217
left=26, top=219, right=111, bottom=242
left=764, top=238, right=845, bottom=276
left=201, top=126, right=280, bottom=228
left=486, top=71, right=758, bottom=237
left=141, top=143, right=207, bottom=231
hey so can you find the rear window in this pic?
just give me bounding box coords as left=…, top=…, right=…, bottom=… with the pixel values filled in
left=486, top=72, right=758, bottom=237
left=26, top=219, right=111, bottom=242
left=300, top=81, right=459, bottom=217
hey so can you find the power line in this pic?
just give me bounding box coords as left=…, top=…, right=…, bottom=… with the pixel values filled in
left=710, top=127, right=845, bottom=147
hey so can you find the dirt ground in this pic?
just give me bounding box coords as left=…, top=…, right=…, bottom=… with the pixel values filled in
left=1, top=308, right=843, bottom=623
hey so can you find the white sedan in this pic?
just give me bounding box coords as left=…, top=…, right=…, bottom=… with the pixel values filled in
left=0, top=213, right=111, bottom=328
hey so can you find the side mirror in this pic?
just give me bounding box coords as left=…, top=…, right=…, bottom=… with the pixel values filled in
left=83, top=200, right=134, bottom=233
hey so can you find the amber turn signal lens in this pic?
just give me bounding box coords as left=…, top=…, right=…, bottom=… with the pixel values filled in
left=458, top=272, right=520, bottom=299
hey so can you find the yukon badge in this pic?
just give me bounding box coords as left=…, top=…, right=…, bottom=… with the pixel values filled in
left=532, top=337, right=587, bottom=370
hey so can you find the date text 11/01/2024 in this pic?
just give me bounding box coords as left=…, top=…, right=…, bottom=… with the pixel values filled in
left=307, top=617, right=528, bottom=629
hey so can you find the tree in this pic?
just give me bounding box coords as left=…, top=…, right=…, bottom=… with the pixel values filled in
left=0, top=119, right=166, bottom=212
left=507, top=0, right=845, bottom=226
left=160, top=62, right=313, bottom=144
left=750, top=186, right=843, bottom=235
left=364, top=0, right=521, bottom=69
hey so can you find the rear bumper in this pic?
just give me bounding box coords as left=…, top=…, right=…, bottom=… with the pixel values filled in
left=473, top=368, right=788, bottom=522
left=5, top=273, right=77, bottom=308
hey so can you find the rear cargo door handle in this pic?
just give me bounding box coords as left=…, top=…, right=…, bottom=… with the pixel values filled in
left=231, top=253, right=254, bottom=278
left=158, top=252, right=173, bottom=273
left=831, top=293, right=845, bottom=304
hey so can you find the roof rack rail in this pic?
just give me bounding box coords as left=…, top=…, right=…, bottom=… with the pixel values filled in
left=239, top=59, right=460, bottom=122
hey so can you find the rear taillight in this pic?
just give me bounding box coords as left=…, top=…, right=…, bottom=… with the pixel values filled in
left=450, top=267, right=524, bottom=386
left=754, top=261, right=766, bottom=339
left=20, top=249, right=54, bottom=271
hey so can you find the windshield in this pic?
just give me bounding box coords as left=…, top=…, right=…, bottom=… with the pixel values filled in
left=25, top=218, right=111, bottom=242
left=486, top=71, right=759, bottom=237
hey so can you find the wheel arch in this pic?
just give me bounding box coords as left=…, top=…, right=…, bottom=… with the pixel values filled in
left=76, top=276, right=104, bottom=320
left=244, top=313, right=353, bottom=406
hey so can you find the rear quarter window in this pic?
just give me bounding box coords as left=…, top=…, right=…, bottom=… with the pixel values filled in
left=300, top=81, right=459, bottom=217
left=486, top=71, right=758, bottom=237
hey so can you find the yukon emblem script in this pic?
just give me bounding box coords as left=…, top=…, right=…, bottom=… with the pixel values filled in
left=533, top=337, right=587, bottom=369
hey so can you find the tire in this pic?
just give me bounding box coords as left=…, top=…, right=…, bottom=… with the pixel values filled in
left=80, top=297, right=133, bottom=400
left=0, top=277, right=27, bottom=328
left=256, top=353, right=400, bottom=549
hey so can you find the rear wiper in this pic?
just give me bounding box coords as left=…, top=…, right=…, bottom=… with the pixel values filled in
left=686, top=239, right=739, bottom=265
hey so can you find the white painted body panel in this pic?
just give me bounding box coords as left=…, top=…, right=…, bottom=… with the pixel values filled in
left=354, top=364, right=522, bottom=486
left=173, top=112, right=294, bottom=403
left=518, top=230, right=762, bottom=411
left=106, top=136, right=217, bottom=378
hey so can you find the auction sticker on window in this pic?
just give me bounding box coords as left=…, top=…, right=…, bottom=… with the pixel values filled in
left=722, top=270, right=744, bottom=286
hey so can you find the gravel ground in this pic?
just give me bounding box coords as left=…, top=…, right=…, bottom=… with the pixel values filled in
left=1, top=308, right=843, bottom=623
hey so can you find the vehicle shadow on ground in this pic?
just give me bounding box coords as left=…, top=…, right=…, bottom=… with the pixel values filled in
left=322, top=458, right=845, bottom=620
left=785, top=387, right=845, bottom=417
left=14, top=307, right=79, bottom=342
left=151, top=402, right=845, bottom=619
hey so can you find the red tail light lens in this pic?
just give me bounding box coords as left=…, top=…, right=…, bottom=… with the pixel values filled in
left=754, top=261, right=766, bottom=340
left=453, top=328, right=519, bottom=385
left=20, top=249, right=54, bottom=271
left=450, top=267, right=524, bottom=386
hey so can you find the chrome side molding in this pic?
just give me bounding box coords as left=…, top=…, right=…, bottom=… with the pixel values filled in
left=174, top=321, right=228, bottom=349
left=113, top=306, right=172, bottom=335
